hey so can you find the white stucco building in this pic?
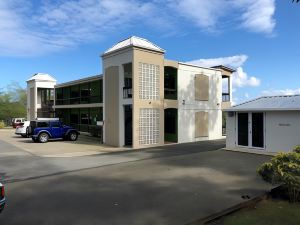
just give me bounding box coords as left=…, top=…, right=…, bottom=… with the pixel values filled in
left=27, top=36, right=234, bottom=149
left=225, top=95, right=300, bottom=153
left=26, top=73, right=56, bottom=121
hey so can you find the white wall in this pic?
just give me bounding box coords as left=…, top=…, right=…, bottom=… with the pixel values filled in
left=226, top=111, right=300, bottom=152
left=226, top=112, right=236, bottom=149
left=177, top=64, right=223, bottom=143
left=265, top=111, right=300, bottom=152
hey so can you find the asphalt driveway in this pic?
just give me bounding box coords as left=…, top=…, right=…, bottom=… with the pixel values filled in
left=0, top=136, right=272, bottom=225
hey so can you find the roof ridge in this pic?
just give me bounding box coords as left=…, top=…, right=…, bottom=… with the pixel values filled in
left=232, top=96, right=264, bottom=108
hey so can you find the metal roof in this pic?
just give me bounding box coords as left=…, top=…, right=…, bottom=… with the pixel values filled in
left=226, top=95, right=300, bottom=112
left=103, top=36, right=165, bottom=55
left=27, top=73, right=56, bottom=82
left=55, top=75, right=102, bottom=88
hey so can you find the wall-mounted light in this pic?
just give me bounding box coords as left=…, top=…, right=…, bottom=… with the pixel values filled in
left=182, top=100, right=185, bottom=105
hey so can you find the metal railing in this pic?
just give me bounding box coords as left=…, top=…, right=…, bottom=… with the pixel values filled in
left=123, top=87, right=132, bottom=99
left=222, top=93, right=230, bottom=102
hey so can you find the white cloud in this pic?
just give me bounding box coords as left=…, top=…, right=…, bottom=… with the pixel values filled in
left=167, top=0, right=276, bottom=34
left=0, top=0, right=155, bottom=56
left=187, top=55, right=248, bottom=68
left=233, top=67, right=261, bottom=88
left=187, top=55, right=261, bottom=88
left=237, top=0, right=276, bottom=34
left=0, top=0, right=276, bottom=57
left=262, top=88, right=300, bottom=96
left=167, top=0, right=226, bottom=30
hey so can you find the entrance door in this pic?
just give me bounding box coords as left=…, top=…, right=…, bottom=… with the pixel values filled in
left=124, top=105, right=132, bottom=146
left=252, top=113, right=264, bottom=148
left=237, top=113, right=249, bottom=146
left=237, top=112, right=264, bottom=149
left=164, top=108, right=178, bottom=143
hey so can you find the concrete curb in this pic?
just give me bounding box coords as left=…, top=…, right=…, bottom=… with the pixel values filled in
left=223, top=148, right=276, bottom=156
left=186, top=192, right=269, bottom=225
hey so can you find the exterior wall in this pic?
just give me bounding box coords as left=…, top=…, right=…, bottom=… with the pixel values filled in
left=177, top=64, right=223, bottom=143
left=104, top=66, right=120, bottom=146
left=132, top=48, right=165, bottom=148
left=265, top=111, right=300, bottom=152
left=103, top=49, right=133, bottom=147
left=225, top=112, right=236, bottom=149
left=226, top=111, right=300, bottom=153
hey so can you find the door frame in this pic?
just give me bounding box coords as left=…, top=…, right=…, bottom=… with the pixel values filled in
left=236, top=112, right=266, bottom=150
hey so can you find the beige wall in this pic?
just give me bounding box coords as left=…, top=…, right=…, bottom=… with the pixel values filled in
left=132, top=48, right=165, bottom=148
left=104, top=66, right=120, bottom=146
left=30, top=87, right=35, bottom=120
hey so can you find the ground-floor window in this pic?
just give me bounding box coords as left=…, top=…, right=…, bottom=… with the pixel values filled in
left=55, top=107, right=102, bottom=136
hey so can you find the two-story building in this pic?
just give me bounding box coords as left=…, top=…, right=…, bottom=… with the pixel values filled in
left=27, top=36, right=234, bottom=149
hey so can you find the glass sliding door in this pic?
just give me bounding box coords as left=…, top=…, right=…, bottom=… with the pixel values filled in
left=237, top=112, right=265, bottom=149
left=252, top=113, right=264, bottom=148
left=237, top=113, right=249, bottom=146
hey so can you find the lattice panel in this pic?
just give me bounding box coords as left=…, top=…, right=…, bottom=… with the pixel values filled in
left=139, top=108, right=160, bottom=145
left=139, top=63, right=160, bottom=100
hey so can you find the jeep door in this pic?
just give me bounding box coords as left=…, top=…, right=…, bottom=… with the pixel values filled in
left=51, top=121, right=62, bottom=138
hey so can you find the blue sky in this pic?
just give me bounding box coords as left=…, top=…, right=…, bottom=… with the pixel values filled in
left=0, top=0, right=299, bottom=104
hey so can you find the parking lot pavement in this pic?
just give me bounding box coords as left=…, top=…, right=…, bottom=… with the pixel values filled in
left=0, top=149, right=273, bottom=225
left=0, top=129, right=226, bottom=183
left=0, top=129, right=123, bottom=157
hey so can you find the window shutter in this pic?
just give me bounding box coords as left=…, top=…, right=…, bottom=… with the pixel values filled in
left=195, top=74, right=209, bottom=101
left=195, top=111, right=209, bottom=137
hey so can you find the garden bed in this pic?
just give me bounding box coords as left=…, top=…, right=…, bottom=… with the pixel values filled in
left=206, top=198, right=300, bottom=225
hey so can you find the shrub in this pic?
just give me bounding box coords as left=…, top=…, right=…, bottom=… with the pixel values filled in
left=293, top=146, right=300, bottom=154
left=0, top=121, right=5, bottom=129
left=257, top=151, right=300, bottom=202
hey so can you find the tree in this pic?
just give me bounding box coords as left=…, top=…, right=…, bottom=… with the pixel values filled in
left=0, top=82, right=27, bottom=124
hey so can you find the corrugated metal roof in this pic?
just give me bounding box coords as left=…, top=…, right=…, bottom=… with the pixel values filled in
left=226, top=95, right=300, bottom=111
left=27, top=73, right=56, bottom=82
left=103, top=36, right=165, bottom=55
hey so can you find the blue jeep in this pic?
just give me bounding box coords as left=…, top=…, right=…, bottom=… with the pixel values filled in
left=28, top=120, right=80, bottom=143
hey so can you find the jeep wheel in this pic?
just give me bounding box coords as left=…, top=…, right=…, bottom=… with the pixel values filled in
left=69, top=132, right=78, bottom=141
left=39, top=133, right=49, bottom=143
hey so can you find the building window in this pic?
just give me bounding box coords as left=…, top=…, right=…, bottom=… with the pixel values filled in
left=139, top=108, right=160, bottom=145
left=139, top=62, right=160, bottom=100
left=55, top=80, right=102, bottom=105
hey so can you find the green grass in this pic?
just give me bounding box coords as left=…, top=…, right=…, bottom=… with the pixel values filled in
left=221, top=199, right=300, bottom=225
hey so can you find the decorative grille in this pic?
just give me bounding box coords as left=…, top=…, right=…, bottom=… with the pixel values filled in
left=139, top=108, right=160, bottom=145
left=139, top=63, right=159, bottom=100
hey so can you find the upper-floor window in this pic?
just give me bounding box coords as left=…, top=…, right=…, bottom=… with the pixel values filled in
left=56, top=80, right=103, bottom=105
left=139, top=62, right=160, bottom=100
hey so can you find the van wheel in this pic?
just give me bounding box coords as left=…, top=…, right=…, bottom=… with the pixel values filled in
left=39, top=133, right=49, bottom=143
left=69, top=132, right=78, bottom=141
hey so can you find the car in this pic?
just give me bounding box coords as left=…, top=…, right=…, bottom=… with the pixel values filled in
left=0, top=183, right=5, bottom=213
left=28, top=120, right=80, bottom=143
left=12, top=118, right=25, bottom=128
left=15, top=121, right=30, bottom=137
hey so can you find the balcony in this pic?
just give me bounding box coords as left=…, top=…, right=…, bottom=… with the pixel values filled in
left=222, top=93, right=230, bottom=102
left=123, top=87, right=132, bottom=99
